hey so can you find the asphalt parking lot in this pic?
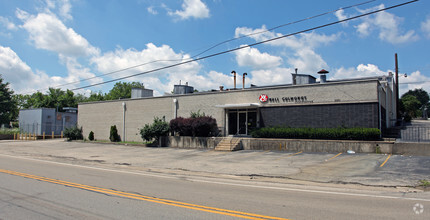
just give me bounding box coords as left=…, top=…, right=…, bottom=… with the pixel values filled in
left=0, top=139, right=429, bottom=188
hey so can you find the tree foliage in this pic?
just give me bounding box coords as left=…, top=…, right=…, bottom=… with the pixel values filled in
left=105, top=82, right=144, bottom=100
left=400, top=88, right=430, bottom=120
left=140, top=117, right=170, bottom=142
left=0, top=76, right=17, bottom=124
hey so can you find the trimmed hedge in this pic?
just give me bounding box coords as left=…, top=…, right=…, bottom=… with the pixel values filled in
left=251, top=127, right=381, bottom=140
left=170, top=116, right=218, bottom=137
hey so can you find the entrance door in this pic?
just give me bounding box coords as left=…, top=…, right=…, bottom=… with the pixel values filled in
left=238, top=112, right=247, bottom=135
left=228, top=112, right=237, bottom=135
left=227, top=109, right=258, bottom=136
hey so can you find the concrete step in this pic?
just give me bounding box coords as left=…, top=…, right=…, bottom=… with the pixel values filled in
left=215, top=137, right=242, bottom=151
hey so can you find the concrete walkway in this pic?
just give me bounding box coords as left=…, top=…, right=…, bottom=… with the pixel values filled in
left=0, top=139, right=429, bottom=189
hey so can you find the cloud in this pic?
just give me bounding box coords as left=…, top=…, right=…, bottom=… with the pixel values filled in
left=398, top=71, right=430, bottom=96
left=147, top=6, right=158, bottom=15
left=332, top=64, right=387, bottom=80
left=16, top=10, right=99, bottom=57
left=235, top=46, right=282, bottom=69
left=91, top=43, right=212, bottom=95
left=235, top=25, right=339, bottom=50
left=0, top=16, right=18, bottom=30
left=335, top=8, right=349, bottom=26
left=45, top=0, right=73, bottom=21
left=168, top=0, right=210, bottom=20
left=234, top=25, right=338, bottom=74
left=0, top=45, right=60, bottom=93
left=354, top=4, right=418, bottom=44
left=422, top=16, right=430, bottom=38
left=287, top=48, right=328, bottom=73
left=247, top=68, right=293, bottom=86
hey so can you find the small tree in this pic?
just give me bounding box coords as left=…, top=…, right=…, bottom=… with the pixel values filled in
left=110, top=125, right=120, bottom=142
left=140, top=117, right=169, bottom=142
left=63, top=126, right=83, bottom=141
left=88, top=131, right=94, bottom=141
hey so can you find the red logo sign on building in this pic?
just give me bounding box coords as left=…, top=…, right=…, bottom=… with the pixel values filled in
left=259, top=94, right=268, bottom=103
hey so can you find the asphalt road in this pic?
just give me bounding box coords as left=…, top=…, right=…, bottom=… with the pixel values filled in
left=0, top=154, right=429, bottom=220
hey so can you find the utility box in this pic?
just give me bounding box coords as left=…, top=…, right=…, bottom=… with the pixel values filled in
left=19, top=108, right=77, bottom=135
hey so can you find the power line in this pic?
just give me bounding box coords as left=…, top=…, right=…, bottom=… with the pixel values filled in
left=70, top=0, right=418, bottom=91
left=44, top=0, right=378, bottom=91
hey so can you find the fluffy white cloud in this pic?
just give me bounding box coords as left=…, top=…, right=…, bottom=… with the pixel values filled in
left=247, top=68, right=293, bottom=86
left=287, top=48, right=328, bottom=74
left=0, top=45, right=62, bottom=93
left=0, top=45, right=103, bottom=94
left=332, top=64, right=387, bottom=80
left=422, top=16, right=430, bottom=38
left=234, top=25, right=337, bottom=74
left=354, top=4, right=418, bottom=44
left=91, top=43, right=211, bottom=95
left=169, top=0, right=210, bottom=20
left=235, top=46, right=282, bottom=69
left=398, top=71, right=430, bottom=95
left=16, top=10, right=99, bottom=57
left=335, top=8, right=349, bottom=26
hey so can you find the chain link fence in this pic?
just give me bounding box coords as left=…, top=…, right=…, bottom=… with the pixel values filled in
left=19, top=122, right=77, bottom=136
left=400, top=126, right=430, bottom=142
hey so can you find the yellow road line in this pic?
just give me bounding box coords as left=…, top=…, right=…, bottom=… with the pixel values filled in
left=0, top=168, right=289, bottom=220
left=275, top=151, right=303, bottom=161
left=380, top=154, right=392, bottom=167
left=327, top=153, right=342, bottom=161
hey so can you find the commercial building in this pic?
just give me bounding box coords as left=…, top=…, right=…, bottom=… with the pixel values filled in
left=78, top=71, right=397, bottom=142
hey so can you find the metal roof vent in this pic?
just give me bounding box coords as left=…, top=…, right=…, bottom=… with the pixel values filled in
left=131, top=88, right=153, bottom=99
left=317, top=69, right=329, bottom=83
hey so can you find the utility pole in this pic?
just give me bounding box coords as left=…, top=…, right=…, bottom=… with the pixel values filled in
left=395, top=53, right=400, bottom=124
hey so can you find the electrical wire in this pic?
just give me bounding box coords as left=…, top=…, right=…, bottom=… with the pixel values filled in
left=45, top=0, right=378, bottom=91
left=69, top=0, right=419, bottom=91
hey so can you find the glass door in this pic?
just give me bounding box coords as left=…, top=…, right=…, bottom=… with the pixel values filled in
left=227, top=109, right=258, bottom=136
left=228, top=111, right=237, bottom=135
left=238, top=112, right=247, bottom=135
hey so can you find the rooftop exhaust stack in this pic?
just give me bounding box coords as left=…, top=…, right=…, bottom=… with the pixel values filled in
left=318, top=69, right=329, bottom=83
left=292, top=68, right=298, bottom=85
left=242, top=73, right=247, bottom=89
left=231, top=71, right=236, bottom=89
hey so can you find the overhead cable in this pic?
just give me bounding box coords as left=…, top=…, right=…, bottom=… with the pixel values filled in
left=70, top=0, right=418, bottom=91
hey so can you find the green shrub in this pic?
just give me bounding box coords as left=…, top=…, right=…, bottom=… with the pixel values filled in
left=64, top=126, right=83, bottom=141
left=110, top=125, right=120, bottom=142
left=140, top=117, right=170, bottom=142
left=88, top=131, right=94, bottom=141
left=251, top=127, right=381, bottom=140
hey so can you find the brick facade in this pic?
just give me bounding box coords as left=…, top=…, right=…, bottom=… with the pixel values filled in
left=259, top=102, right=379, bottom=128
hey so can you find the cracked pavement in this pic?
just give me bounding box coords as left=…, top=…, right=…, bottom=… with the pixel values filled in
left=1, top=139, right=429, bottom=190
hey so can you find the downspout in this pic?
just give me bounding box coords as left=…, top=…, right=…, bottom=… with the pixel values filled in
left=378, top=85, right=382, bottom=138
left=173, top=99, right=178, bottom=118
left=122, top=102, right=126, bottom=142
